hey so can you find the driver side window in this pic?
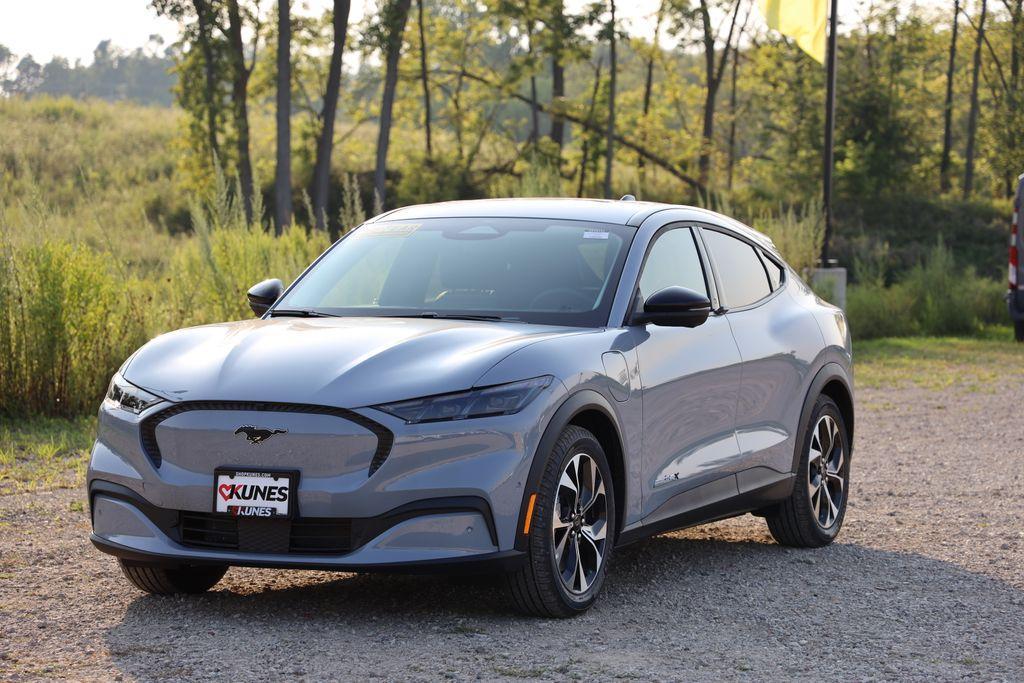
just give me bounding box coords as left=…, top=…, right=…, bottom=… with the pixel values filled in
left=638, top=227, right=708, bottom=300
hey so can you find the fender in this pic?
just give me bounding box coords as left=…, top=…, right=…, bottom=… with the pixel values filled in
left=791, top=362, right=854, bottom=473
left=512, top=390, right=625, bottom=552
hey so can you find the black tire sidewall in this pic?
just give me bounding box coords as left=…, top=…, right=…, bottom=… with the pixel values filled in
left=799, top=396, right=851, bottom=543
left=531, top=427, right=616, bottom=613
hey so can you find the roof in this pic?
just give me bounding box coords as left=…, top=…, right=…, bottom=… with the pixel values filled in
left=367, top=197, right=778, bottom=253
left=368, top=197, right=670, bottom=227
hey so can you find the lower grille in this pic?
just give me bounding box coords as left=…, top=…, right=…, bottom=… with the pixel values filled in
left=177, top=512, right=353, bottom=555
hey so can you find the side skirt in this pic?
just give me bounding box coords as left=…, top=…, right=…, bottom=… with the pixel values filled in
left=614, top=475, right=794, bottom=548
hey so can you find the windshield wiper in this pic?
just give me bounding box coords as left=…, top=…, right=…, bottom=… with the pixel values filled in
left=268, top=309, right=334, bottom=318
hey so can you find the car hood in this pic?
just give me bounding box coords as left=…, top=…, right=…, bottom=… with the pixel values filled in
left=123, top=317, right=587, bottom=408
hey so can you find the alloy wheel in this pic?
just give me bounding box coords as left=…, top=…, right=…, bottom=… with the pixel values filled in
left=551, top=452, right=608, bottom=594
left=807, top=414, right=846, bottom=529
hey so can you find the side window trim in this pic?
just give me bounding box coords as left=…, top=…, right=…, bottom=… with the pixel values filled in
left=696, top=224, right=781, bottom=312
left=623, top=224, right=720, bottom=326
left=757, top=248, right=787, bottom=291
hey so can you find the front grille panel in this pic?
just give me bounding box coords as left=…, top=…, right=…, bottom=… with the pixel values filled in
left=180, top=512, right=239, bottom=549
left=176, top=512, right=354, bottom=555
left=140, top=401, right=394, bottom=476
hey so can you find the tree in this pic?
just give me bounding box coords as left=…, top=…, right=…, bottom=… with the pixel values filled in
left=373, top=0, right=413, bottom=209
left=274, top=0, right=292, bottom=233
left=311, top=0, right=352, bottom=231
left=940, top=0, right=960, bottom=193
left=416, top=0, right=433, bottom=159
left=638, top=1, right=667, bottom=194
left=963, top=0, right=987, bottom=198
left=225, top=0, right=258, bottom=222
left=603, top=0, right=617, bottom=198
left=696, top=0, right=743, bottom=192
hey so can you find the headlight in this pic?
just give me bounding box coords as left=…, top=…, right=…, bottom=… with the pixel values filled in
left=105, top=373, right=164, bottom=414
left=373, top=376, right=553, bottom=424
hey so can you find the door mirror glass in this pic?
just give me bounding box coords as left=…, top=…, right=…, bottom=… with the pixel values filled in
left=632, top=286, right=712, bottom=328
left=247, top=278, right=283, bottom=317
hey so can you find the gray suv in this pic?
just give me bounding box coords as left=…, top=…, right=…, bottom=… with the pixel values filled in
left=88, top=198, right=854, bottom=616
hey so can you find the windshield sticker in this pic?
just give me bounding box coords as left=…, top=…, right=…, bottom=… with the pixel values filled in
left=583, top=230, right=609, bottom=240
left=356, top=223, right=420, bottom=238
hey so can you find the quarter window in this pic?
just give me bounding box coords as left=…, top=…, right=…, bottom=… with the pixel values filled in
left=638, top=227, right=708, bottom=300
left=702, top=229, right=771, bottom=308
left=761, top=251, right=784, bottom=291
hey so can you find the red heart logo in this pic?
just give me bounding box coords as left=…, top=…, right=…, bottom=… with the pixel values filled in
left=218, top=483, right=235, bottom=501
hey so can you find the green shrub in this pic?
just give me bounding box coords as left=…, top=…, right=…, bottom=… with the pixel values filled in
left=0, top=240, right=148, bottom=416
left=846, top=240, right=1007, bottom=340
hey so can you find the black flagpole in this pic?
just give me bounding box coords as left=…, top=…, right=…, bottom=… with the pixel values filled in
left=821, top=0, right=838, bottom=265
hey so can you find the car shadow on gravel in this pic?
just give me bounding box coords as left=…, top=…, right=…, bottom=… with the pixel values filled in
left=103, top=533, right=1024, bottom=679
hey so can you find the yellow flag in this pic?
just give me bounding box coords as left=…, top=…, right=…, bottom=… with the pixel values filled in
left=758, top=0, right=827, bottom=63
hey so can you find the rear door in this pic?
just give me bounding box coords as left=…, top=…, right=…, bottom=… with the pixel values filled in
left=629, top=226, right=744, bottom=525
left=700, top=227, right=823, bottom=488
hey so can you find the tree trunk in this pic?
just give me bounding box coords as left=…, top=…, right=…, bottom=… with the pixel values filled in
left=528, top=26, right=540, bottom=150
left=417, top=0, right=432, bottom=160
left=193, top=0, right=221, bottom=166
left=726, top=40, right=739, bottom=191
left=697, top=0, right=741, bottom=196
left=312, top=0, right=351, bottom=231
left=940, top=0, right=959, bottom=194
left=274, top=0, right=292, bottom=234
left=603, top=0, right=617, bottom=199
left=226, top=0, right=255, bottom=223
left=963, top=0, right=986, bottom=199
left=552, top=0, right=569, bottom=160
left=577, top=59, right=604, bottom=197
left=637, top=0, right=665, bottom=195
left=374, top=0, right=413, bottom=210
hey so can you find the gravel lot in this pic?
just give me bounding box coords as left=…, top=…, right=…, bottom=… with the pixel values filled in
left=2, top=380, right=1023, bottom=681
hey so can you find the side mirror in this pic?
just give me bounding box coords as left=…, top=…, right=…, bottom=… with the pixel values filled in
left=631, top=286, right=712, bottom=328
left=247, top=278, right=283, bottom=317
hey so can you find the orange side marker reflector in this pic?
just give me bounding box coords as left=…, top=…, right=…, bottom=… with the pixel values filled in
left=522, top=494, right=538, bottom=534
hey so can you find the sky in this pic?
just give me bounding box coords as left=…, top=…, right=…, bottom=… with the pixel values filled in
left=1, top=0, right=948, bottom=66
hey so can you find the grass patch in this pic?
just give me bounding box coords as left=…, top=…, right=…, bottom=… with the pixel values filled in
left=0, top=415, right=94, bottom=493
left=856, top=330, right=1024, bottom=389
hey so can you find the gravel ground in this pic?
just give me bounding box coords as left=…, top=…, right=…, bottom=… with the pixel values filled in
left=2, top=381, right=1023, bottom=682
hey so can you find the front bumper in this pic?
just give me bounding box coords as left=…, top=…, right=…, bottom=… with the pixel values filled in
left=89, top=481, right=525, bottom=573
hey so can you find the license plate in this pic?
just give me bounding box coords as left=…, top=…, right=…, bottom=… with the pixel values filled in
left=213, top=469, right=297, bottom=518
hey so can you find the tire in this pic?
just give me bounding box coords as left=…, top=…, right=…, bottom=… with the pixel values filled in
left=1015, top=320, right=1024, bottom=342
left=506, top=425, right=616, bottom=617
left=118, top=559, right=227, bottom=595
left=765, top=395, right=850, bottom=548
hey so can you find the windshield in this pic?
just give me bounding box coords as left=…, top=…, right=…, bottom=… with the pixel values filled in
left=276, top=217, right=634, bottom=327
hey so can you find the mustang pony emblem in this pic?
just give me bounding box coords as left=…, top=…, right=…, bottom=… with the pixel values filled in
left=234, top=425, right=287, bottom=445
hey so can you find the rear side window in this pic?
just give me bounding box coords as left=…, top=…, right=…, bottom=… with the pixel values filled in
left=638, top=227, right=708, bottom=299
left=760, top=251, right=784, bottom=291
left=702, top=229, right=771, bottom=308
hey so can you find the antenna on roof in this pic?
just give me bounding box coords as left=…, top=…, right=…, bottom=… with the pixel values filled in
left=620, top=194, right=636, bottom=201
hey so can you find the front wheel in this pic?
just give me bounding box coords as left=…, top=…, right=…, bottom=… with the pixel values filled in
left=506, top=425, right=615, bottom=617
left=765, top=395, right=851, bottom=547
left=1015, top=320, right=1024, bottom=342
left=118, top=560, right=227, bottom=594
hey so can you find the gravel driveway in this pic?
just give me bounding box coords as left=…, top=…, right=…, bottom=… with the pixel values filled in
left=2, top=380, right=1022, bottom=681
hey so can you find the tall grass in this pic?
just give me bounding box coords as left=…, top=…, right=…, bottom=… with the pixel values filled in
left=0, top=179, right=329, bottom=418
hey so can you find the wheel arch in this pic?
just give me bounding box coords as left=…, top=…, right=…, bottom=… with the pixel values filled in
left=513, top=390, right=627, bottom=552
left=791, top=363, right=855, bottom=473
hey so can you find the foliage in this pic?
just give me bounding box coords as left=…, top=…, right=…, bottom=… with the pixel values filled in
left=752, top=201, right=824, bottom=276
left=0, top=177, right=328, bottom=419
left=845, top=241, right=1006, bottom=340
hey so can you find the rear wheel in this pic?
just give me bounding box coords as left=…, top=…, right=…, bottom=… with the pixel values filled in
left=118, top=559, right=227, bottom=594
left=506, top=425, right=615, bottom=617
left=1015, top=320, right=1024, bottom=342
left=765, top=395, right=850, bottom=547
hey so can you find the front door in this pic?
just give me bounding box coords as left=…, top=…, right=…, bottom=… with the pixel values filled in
left=629, top=226, right=743, bottom=524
